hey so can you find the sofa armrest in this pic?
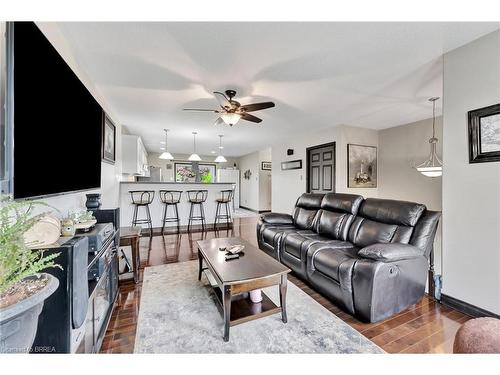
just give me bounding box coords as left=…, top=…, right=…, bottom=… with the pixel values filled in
left=358, top=243, right=423, bottom=262
left=260, top=212, right=294, bottom=225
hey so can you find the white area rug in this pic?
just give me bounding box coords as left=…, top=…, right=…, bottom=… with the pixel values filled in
left=134, top=261, right=383, bottom=353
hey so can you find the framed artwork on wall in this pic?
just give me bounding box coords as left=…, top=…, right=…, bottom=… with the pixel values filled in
left=102, top=114, right=116, bottom=164
left=198, top=163, right=216, bottom=183
left=175, top=163, right=196, bottom=182
left=347, top=144, right=377, bottom=188
left=261, top=161, right=272, bottom=171
left=468, top=103, right=500, bottom=163
left=174, top=162, right=216, bottom=183
left=281, top=159, right=302, bottom=170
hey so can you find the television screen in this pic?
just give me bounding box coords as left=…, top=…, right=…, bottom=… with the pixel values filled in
left=13, top=22, right=102, bottom=199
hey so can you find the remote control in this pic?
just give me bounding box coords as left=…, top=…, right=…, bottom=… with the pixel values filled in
left=225, top=253, right=240, bottom=261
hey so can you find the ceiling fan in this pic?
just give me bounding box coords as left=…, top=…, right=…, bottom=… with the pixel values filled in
left=183, top=89, right=275, bottom=126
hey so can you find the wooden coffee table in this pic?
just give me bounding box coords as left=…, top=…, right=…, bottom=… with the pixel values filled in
left=197, top=237, right=291, bottom=341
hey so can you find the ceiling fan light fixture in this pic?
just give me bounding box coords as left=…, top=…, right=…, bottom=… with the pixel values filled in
left=188, top=131, right=202, bottom=162
left=415, top=97, right=442, bottom=178
left=158, top=129, right=174, bottom=160
left=220, top=112, right=241, bottom=126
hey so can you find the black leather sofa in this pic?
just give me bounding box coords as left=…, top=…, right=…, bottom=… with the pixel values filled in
left=257, top=193, right=441, bottom=323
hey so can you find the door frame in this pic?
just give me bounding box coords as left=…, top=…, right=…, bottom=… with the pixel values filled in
left=306, top=141, right=336, bottom=193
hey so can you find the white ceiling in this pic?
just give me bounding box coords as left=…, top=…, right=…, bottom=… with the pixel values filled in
left=55, top=22, right=499, bottom=157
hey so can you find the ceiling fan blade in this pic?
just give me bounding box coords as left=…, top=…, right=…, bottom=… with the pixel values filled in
left=241, top=113, right=262, bottom=123
left=214, top=117, right=224, bottom=126
left=213, top=91, right=232, bottom=110
left=183, top=108, right=219, bottom=112
left=240, top=102, right=275, bottom=112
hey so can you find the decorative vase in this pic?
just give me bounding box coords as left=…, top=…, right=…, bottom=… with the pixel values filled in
left=85, top=193, right=101, bottom=209
left=250, top=289, right=263, bottom=303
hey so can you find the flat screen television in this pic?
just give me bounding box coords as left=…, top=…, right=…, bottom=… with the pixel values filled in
left=13, top=22, right=102, bottom=199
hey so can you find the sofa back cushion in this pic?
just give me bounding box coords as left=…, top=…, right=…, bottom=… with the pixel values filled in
left=348, top=198, right=426, bottom=248
left=316, top=193, right=364, bottom=240
left=292, top=193, right=324, bottom=230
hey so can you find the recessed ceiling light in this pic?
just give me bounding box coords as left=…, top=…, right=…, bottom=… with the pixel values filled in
left=160, top=147, right=165, bottom=150
left=211, top=150, right=216, bottom=154
left=160, top=141, right=166, bottom=144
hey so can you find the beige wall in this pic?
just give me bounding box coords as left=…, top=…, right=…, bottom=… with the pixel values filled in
left=271, top=125, right=379, bottom=214
left=379, top=116, right=443, bottom=274
left=442, top=30, right=500, bottom=314
left=258, top=148, right=272, bottom=211
left=147, top=152, right=238, bottom=182
left=238, top=148, right=272, bottom=212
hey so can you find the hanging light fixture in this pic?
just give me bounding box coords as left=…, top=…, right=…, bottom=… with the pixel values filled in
left=214, top=135, right=227, bottom=163
left=188, top=131, right=202, bottom=161
left=158, top=129, right=174, bottom=160
left=415, top=97, right=443, bottom=177
left=220, top=112, right=241, bottom=126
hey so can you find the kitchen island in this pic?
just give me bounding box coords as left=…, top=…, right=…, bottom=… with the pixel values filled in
left=119, top=182, right=236, bottom=230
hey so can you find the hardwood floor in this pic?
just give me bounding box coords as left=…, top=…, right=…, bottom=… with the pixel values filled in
left=100, top=217, right=470, bottom=354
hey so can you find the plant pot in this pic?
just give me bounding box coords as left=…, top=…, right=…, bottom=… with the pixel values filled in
left=0, top=273, right=59, bottom=353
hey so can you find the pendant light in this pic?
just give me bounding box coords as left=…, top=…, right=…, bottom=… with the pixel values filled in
left=415, top=97, right=443, bottom=177
left=188, top=131, right=202, bottom=161
left=158, top=129, right=174, bottom=160
left=214, top=135, right=227, bottom=163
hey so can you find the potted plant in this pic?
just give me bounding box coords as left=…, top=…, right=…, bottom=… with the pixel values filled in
left=0, top=196, right=60, bottom=353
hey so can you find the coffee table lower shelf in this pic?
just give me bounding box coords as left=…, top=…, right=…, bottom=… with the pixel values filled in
left=211, top=284, right=282, bottom=327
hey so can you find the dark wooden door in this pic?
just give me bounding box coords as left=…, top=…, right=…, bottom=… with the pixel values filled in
left=307, top=142, right=335, bottom=194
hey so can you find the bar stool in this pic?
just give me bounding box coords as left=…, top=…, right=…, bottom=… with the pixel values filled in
left=186, top=190, right=208, bottom=232
left=214, top=189, right=233, bottom=230
left=129, top=190, right=155, bottom=236
left=159, top=190, right=182, bottom=234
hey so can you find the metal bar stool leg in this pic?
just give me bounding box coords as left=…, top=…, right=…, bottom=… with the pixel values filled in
left=132, top=204, right=138, bottom=226
left=145, top=204, right=153, bottom=236
left=174, top=203, right=180, bottom=233
left=188, top=202, right=193, bottom=232
left=200, top=203, right=206, bottom=232
left=225, top=201, right=231, bottom=229
left=161, top=202, right=168, bottom=235
left=214, top=202, right=220, bottom=230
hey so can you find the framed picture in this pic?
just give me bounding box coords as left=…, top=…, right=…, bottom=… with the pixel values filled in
left=198, top=163, right=216, bottom=183
left=347, top=144, right=377, bottom=188
left=175, top=162, right=216, bottom=183
left=281, top=159, right=302, bottom=170
left=102, top=114, right=116, bottom=164
left=175, top=163, right=196, bottom=182
left=468, top=103, right=500, bottom=163
left=261, top=161, right=272, bottom=171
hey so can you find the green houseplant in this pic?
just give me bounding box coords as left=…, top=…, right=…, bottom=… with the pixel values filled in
left=0, top=195, right=60, bottom=353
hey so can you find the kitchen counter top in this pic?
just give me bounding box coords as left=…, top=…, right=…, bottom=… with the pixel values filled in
left=120, top=181, right=235, bottom=185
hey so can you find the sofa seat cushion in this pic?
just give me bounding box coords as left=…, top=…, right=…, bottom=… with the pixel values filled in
left=311, top=246, right=359, bottom=283
left=282, top=232, right=336, bottom=259
left=262, top=225, right=294, bottom=247
left=261, top=226, right=314, bottom=247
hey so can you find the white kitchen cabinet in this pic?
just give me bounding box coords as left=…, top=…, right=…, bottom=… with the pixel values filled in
left=122, top=135, right=149, bottom=176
